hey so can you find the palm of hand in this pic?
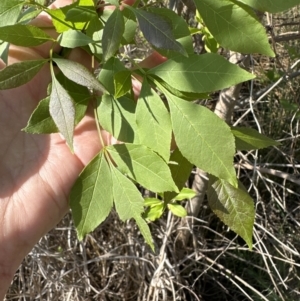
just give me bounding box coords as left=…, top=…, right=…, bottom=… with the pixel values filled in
left=0, top=1, right=164, bottom=296
left=0, top=46, right=101, bottom=290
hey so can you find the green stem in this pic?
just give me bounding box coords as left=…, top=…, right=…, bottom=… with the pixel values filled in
left=93, top=97, right=105, bottom=149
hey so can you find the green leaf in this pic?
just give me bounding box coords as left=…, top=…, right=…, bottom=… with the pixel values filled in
left=201, top=25, right=220, bottom=53
left=152, top=77, right=209, bottom=101
left=107, top=143, right=178, bottom=193
left=167, top=203, right=187, bottom=217
left=111, top=166, right=154, bottom=249
left=111, top=165, right=144, bottom=220
left=194, top=0, right=274, bottom=56
left=98, top=57, right=126, bottom=94
left=46, top=3, right=86, bottom=33
left=0, top=0, right=23, bottom=26
left=165, top=92, right=237, bottom=187
left=86, top=15, right=103, bottom=36
left=231, top=126, right=280, bottom=150
left=143, top=202, right=164, bottom=221
left=164, top=148, right=193, bottom=202
left=0, top=42, right=9, bottom=66
left=70, top=152, right=113, bottom=240
left=207, top=176, right=255, bottom=249
left=23, top=97, right=58, bottom=134
left=102, top=9, right=125, bottom=62
left=58, top=30, right=94, bottom=47
left=135, top=215, right=154, bottom=250
left=97, top=94, right=137, bottom=143
left=114, top=70, right=132, bottom=98
left=50, top=71, right=75, bottom=150
left=144, top=198, right=162, bottom=207
left=241, top=0, right=300, bottom=13
left=107, top=0, right=120, bottom=6
left=34, top=0, right=47, bottom=4
left=88, top=28, right=103, bottom=60
left=0, top=59, right=48, bottom=90
left=23, top=75, right=91, bottom=134
left=18, top=7, right=43, bottom=24
left=78, top=0, right=95, bottom=5
left=0, top=24, right=54, bottom=46
left=65, top=6, right=97, bottom=22
left=173, top=188, right=197, bottom=201
left=148, top=53, right=255, bottom=94
left=128, top=7, right=187, bottom=56
left=136, top=79, right=172, bottom=162
left=53, top=58, right=105, bottom=92
left=148, top=7, right=194, bottom=57
left=122, top=8, right=137, bottom=44
left=56, top=72, right=91, bottom=124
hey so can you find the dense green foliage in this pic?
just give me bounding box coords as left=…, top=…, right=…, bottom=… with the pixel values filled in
left=0, top=0, right=293, bottom=250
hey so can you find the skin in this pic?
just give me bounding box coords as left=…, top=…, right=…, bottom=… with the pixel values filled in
left=0, top=0, right=165, bottom=299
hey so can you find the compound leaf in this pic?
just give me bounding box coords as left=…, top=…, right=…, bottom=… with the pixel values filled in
left=148, top=53, right=255, bottom=94
left=231, top=126, right=280, bottom=150
left=50, top=71, right=75, bottom=150
left=70, top=151, right=113, bottom=240
left=136, top=79, right=172, bottom=162
left=166, top=92, right=237, bottom=187
left=102, top=9, right=124, bottom=62
left=194, top=0, right=274, bottom=56
left=53, top=58, right=105, bottom=92
left=207, top=176, right=255, bottom=249
left=107, top=143, right=178, bottom=193
left=0, top=24, right=54, bottom=46
left=0, top=59, right=48, bottom=90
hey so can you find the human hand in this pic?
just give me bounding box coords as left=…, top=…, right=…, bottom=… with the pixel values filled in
left=0, top=0, right=165, bottom=298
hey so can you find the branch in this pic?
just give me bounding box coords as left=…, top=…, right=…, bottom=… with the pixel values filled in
left=270, top=31, right=300, bottom=42
left=238, top=161, right=300, bottom=185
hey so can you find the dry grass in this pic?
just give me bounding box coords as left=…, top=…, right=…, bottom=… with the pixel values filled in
left=5, top=3, right=300, bottom=301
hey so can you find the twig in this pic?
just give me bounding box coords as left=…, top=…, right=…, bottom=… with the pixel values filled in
left=238, top=161, right=300, bottom=185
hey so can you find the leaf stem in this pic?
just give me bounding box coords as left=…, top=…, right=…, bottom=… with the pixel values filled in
left=93, top=97, right=105, bottom=149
